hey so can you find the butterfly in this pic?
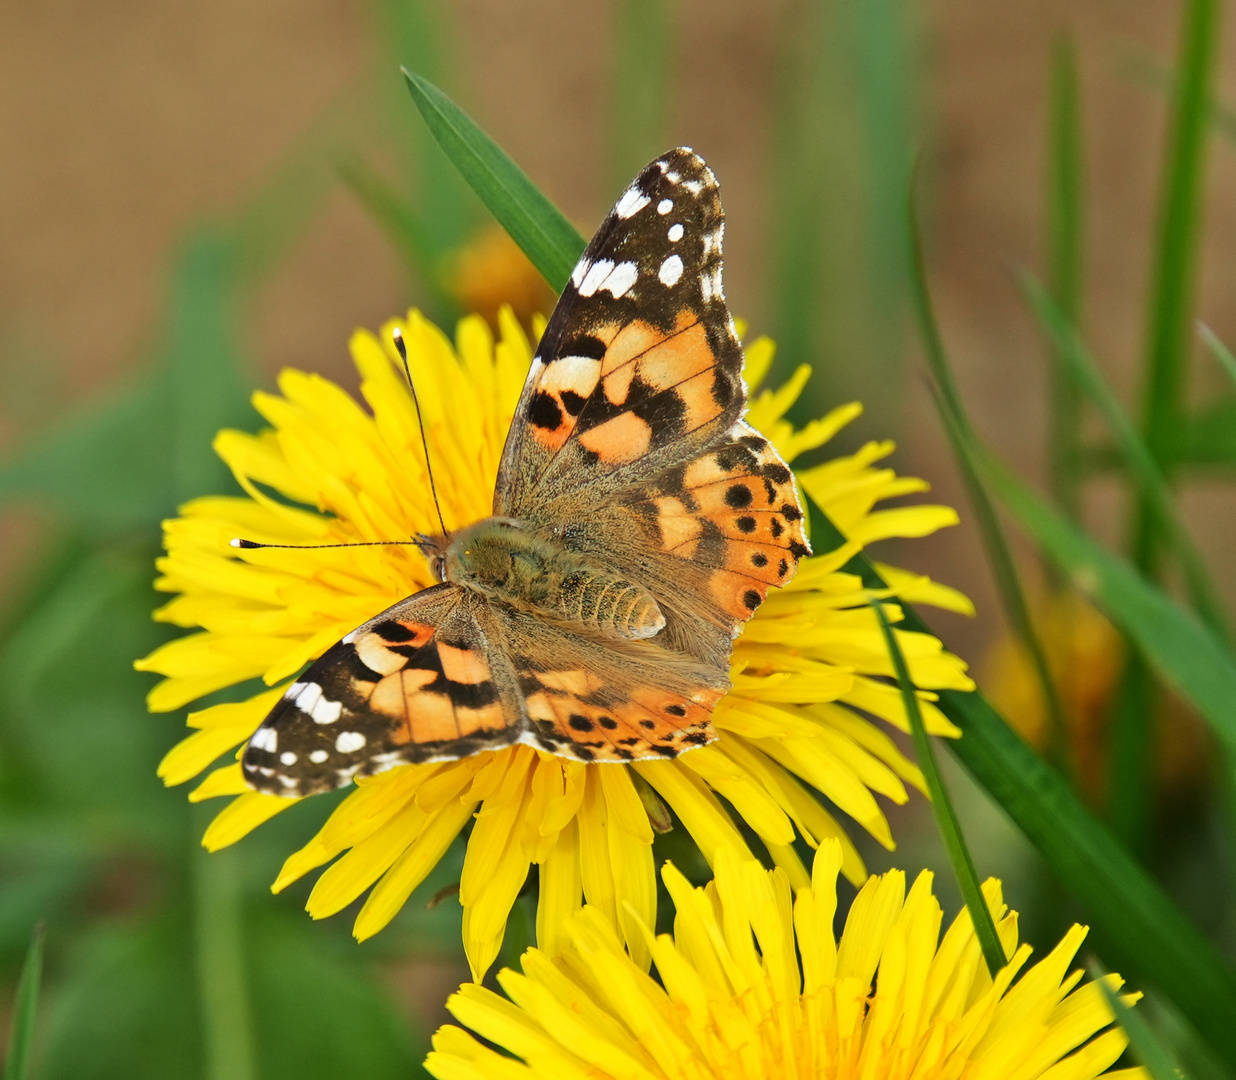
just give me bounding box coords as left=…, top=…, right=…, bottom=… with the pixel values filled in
left=242, top=147, right=811, bottom=797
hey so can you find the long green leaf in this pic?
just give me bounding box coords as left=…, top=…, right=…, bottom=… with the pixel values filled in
left=401, top=69, right=585, bottom=290
left=1021, top=272, right=1229, bottom=641
left=808, top=497, right=1236, bottom=1064
left=408, top=83, right=1236, bottom=1065
left=872, top=601, right=1004, bottom=975
left=4, top=923, right=44, bottom=1080
left=908, top=195, right=1072, bottom=775
left=1137, top=0, right=1221, bottom=482
left=954, top=417, right=1236, bottom=758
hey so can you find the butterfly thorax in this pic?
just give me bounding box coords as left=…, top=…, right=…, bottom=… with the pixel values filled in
left=443, top=517, right=666, bottom=641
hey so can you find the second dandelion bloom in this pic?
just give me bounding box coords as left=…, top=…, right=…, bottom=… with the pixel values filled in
left=427, top=842, right=1146, bottom=1080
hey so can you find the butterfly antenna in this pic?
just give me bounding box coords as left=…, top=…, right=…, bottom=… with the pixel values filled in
left=229, top=538, right=425, bottom=551
left=393, top=327, right=449, bottom=538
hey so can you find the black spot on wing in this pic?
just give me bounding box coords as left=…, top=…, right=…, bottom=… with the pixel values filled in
left=529, top=392, right=563, bottom=431
left=561, top=334, right=607, bottom=360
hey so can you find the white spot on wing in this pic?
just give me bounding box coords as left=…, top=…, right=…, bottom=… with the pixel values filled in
left=278, top=775, right=299, bottom=789
left=250, top=726, right=277, bottom=752
left=701, top=266, right=723, bottom=301
left=308, top=749, right=329, bottom=764
left=279, top=751, right=298, bottom=765
left=657, top=198, right=673, bottom=214
left=682, top=178, right=704, bottom=195
left=554, top=354, right=602, bottom=385
left=578, top=259, right=615, bottom=297
left=666, top=170, right=681, bottom=183
left=659, top=254, right=684, bottom=287
left=601, top=261, right=639, bottom=298
left=341, top=630, right=357, bottom=645
left=571, top=258, right=590, bottom=289
left=335, top=731, right=367, bottom=754
left=668, top=223, right=684, bottom=242
left=614, top=186, right=650, bottom=219
left=295, top=681, right=343, bottom=725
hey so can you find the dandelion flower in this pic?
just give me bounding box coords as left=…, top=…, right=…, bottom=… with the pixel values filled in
left=137, top=307, right=973, bottom=979
left=426, top=842, right=1146, bottom=1080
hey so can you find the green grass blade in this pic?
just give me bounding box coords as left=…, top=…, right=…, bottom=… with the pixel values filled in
left=977, top=435, right=1236, bottom=758
left=401, top=69, right=585, bottom=291
left=872, top=600, right=1005, bottom=976
left=1021, top=272, right=1229, bottom=641
left=609, top=0, right=674, bottom=189
left=1047, top=33, right=1085, bottom=520
left=1200, top=322, right=1236, bottom=386
left=4, top=923, right=44, bottom=1080
left=377, top=0, right=475, bottom=258
left=1137, top=0, right=1220, bottom=485
left=1091, top=962, right=1184, bottom=1080
left=908, top=194, right=1072, bottom=775
left=1118, top=0, right=1221, bottom=853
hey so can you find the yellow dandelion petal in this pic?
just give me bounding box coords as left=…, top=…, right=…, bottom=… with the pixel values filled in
left=189, top=763, right=250, bottom=802
left=534, top=818, right=583, bottom=958
left=354, top=795, right=478, bottom=943
left=157, top=725, right=253, bottom=787
left=141, top=304, right=976, bottom=975
left=427, top=844, right=1146, bottom=1080
left=201, top=791, right=298, bottom=852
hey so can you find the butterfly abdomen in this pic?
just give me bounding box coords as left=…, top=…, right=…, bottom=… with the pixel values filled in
left=444, top=517, right=665, bottom=640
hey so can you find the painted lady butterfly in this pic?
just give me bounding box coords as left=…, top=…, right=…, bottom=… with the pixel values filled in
left=242, top=148, right=811, bottom=797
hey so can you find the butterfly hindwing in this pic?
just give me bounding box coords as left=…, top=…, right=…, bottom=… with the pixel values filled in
left=242, top=586, right=521, bottom=796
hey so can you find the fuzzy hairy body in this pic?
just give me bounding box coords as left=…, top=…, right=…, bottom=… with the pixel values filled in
left=443, top=518, right=665, bottom=640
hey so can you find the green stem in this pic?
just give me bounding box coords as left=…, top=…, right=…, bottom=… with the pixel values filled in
left=609, top=0, right=673, bottom=189
left=872, top=600, right=1006, bottom=976
left=3, top=924, right=44, bottom=1080
left=193, top=831, right=257, bottom=1080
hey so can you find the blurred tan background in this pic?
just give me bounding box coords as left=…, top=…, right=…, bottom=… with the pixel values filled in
left=7, top=0, right=1236, bottom=670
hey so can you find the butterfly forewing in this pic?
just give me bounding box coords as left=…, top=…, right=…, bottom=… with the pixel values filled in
left=242, top=586, right=522, bottom=796
left=495, top=148, right=745, bottom=514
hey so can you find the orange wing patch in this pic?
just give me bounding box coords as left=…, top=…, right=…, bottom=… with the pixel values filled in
left=520, top=665, right=721, bottom=762
left=526, top=311, right=726, bottom=467
left=367, top=638, right=506, bottom=746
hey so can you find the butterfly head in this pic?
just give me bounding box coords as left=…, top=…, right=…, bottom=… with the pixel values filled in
left=414, top=531, right=451, bottom=582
